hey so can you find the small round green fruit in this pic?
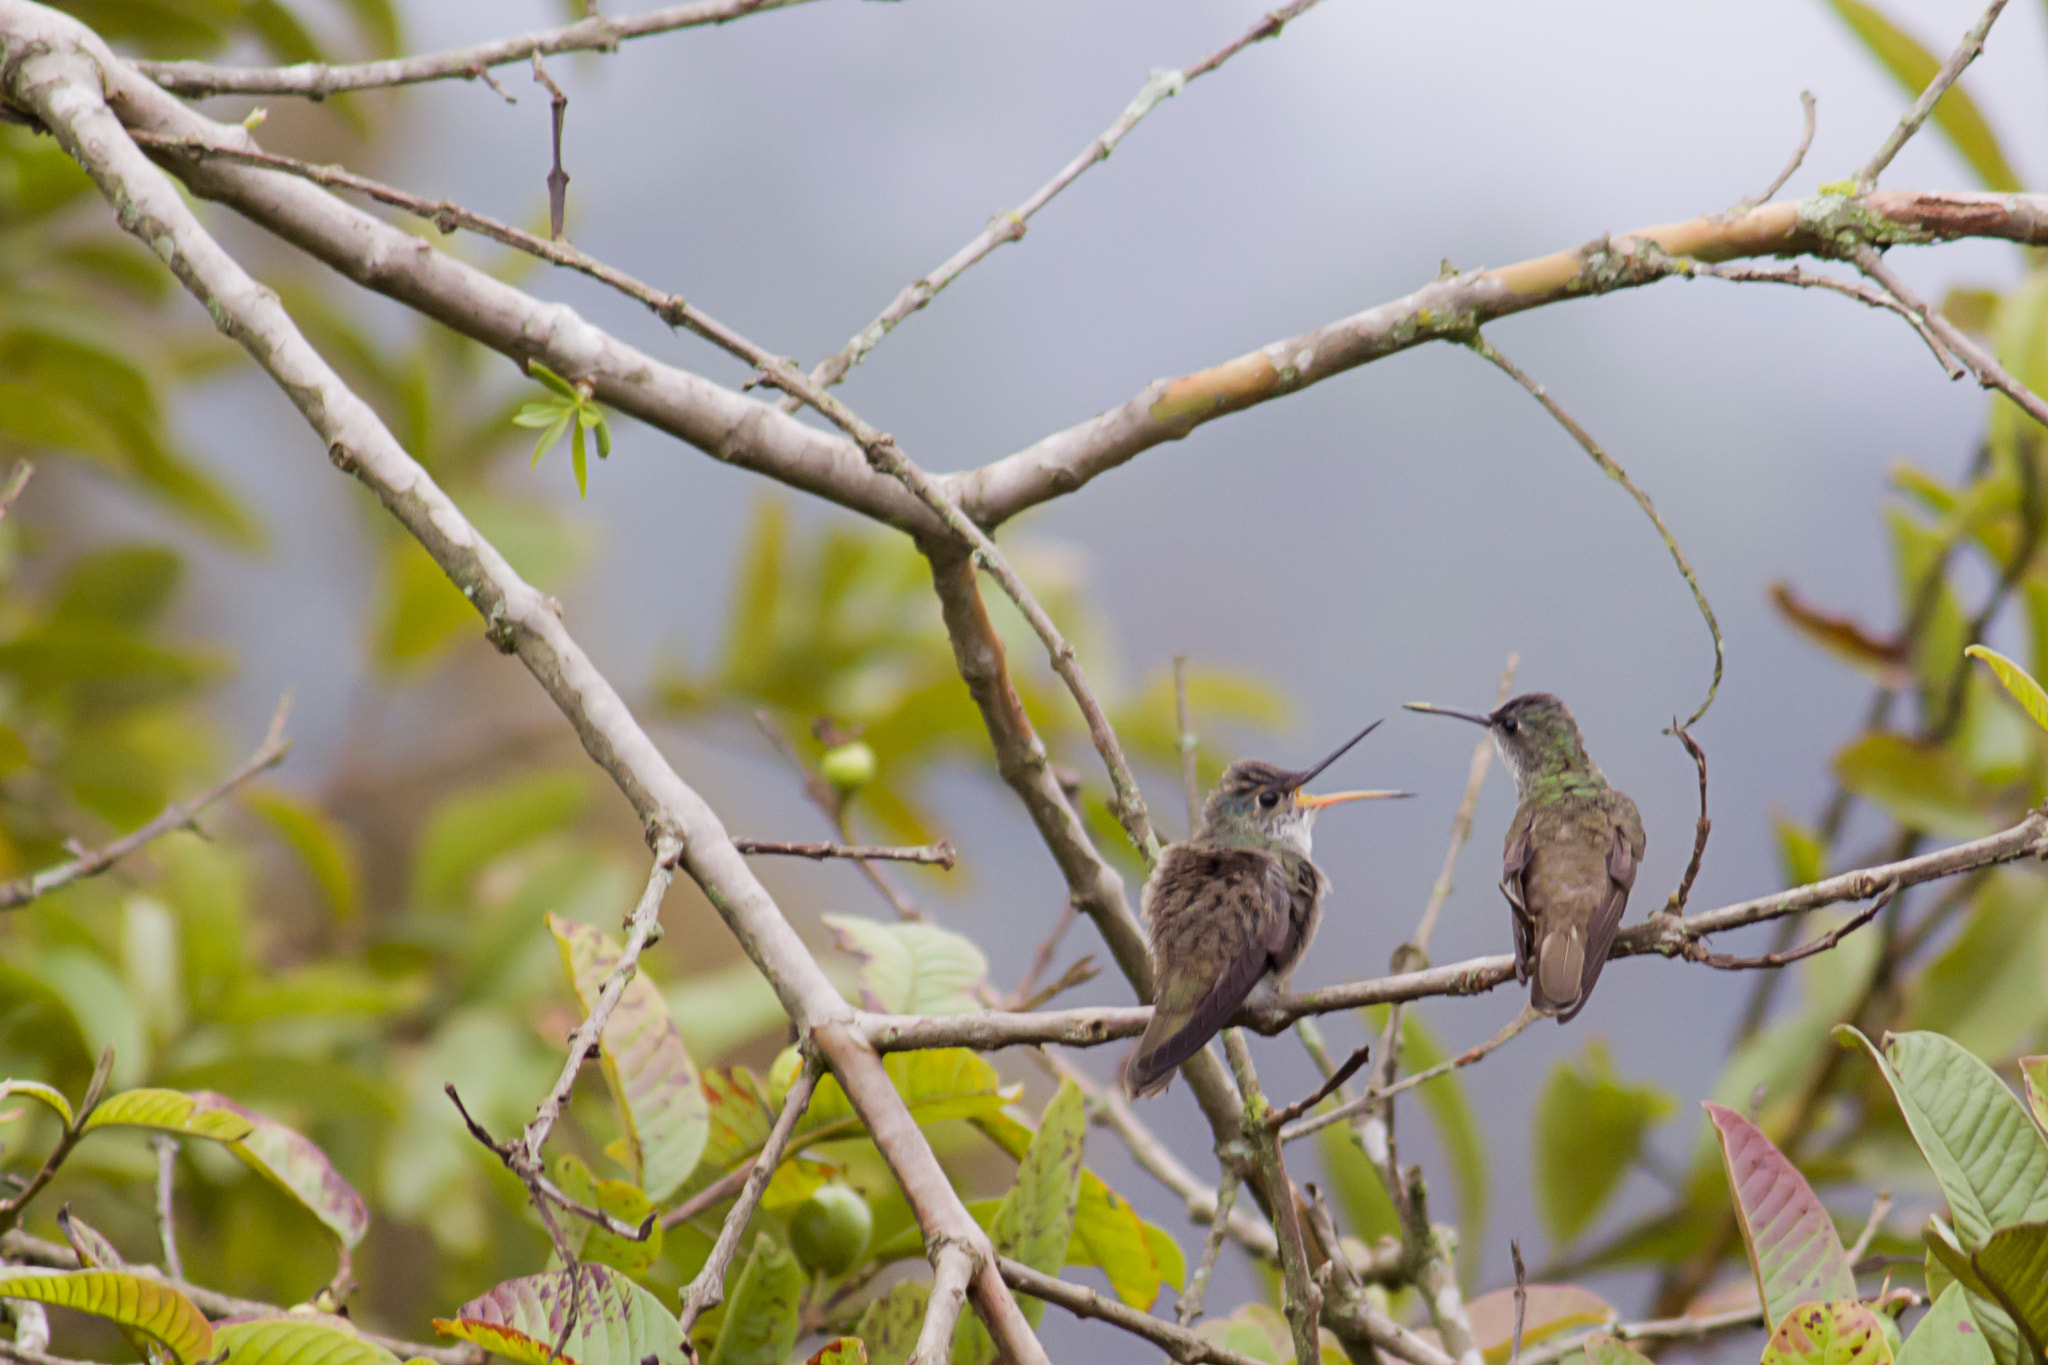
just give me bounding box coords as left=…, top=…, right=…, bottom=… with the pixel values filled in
left=789, top=1183, right=872, bottom=1277
left=820, top=741, right=877, bottom=793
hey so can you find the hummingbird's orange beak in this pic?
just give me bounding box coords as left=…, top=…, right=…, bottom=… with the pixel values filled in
left=1298, top=788, right=1413, bottom=810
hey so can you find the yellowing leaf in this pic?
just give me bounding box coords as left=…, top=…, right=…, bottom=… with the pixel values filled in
left=1965, top=645, right=2048, bottom=733
left=82, top=1088, right=254, bottom=1140
left=0, top=1079, right=73, bottom=1127
left=434, top=1266, right=688, bottom=1365
left=1760, top=1300, right=1896, bottom=1365
left=548, top=913, right=708, bottom=1201
left=216, top=1317, right=400, bottom=1365
left=953, top=1082, right=1087, bottom=1365
left=0, top=1270, right=212, bottom=1365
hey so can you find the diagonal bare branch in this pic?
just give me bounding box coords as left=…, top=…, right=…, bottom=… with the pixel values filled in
left=136, top=0, right=818, bottom=98
left=1857, top=0, right=2009, bottom=189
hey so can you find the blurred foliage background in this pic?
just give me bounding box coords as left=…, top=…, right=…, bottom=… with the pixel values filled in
left=7, top=0, right=2048, bottom=1361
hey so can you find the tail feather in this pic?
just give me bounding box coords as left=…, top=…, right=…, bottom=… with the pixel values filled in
left=1125, top=1015, right=1192, bottom=1098
left=1532, top=924, right=1586, bottom=1021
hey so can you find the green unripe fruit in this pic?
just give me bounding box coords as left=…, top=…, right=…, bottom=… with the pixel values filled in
left=820, top=741, right=877, bottom=793
left=789, top=1183, right=872, bottom=1277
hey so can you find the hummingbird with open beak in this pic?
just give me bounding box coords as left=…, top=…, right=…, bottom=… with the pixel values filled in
left=1126, top=723, right=1409, bottom=1098
left=1406, top=693, right=1644, bottom=1023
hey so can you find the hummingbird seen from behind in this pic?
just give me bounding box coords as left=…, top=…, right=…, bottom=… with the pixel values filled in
left=1407, top=693, right=1644, bottom=1022
left=1126, top=723, right=1409, bottom=1098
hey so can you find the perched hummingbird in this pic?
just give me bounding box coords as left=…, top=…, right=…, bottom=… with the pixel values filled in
left=1126, top=723, right=1409, bottom=1098
left=1407, top=693, right=1644, bottom=1023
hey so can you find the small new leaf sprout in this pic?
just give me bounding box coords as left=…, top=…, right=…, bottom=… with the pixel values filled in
left=515, top=361, right=613, bottom=498
left=1964, top=644, right=2048, bottom=732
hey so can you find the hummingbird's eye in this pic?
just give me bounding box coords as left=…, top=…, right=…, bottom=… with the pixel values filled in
left=1258, top=790, right=1280, bottom=809
left=1500, top=717, right=1519, bottom=735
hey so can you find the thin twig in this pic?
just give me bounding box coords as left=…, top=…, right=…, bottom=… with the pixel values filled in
left=1857, top=0, right=2010, bottom=189
left=1177, top=1171, right=1238, bottom=1327
left=1224, top=1031, right=1320, bottom=1365
left=150, top=1136, right=182, bottom=1281
left=751, top=712, right=927, bottom=923
left=0, top=463, right=31, bottom=520
left=1266, top=1042, right=1372, bottom=1130
left=444, top=1086, right=654, bottom=1245
left=529, top=53, right=569, bottom=239
left=0, top=695, right=292, bottom=910
left=1006, top=901, right=1080, bottom=1010
left=1508, top=1242, right=1528, bottom=1365
left=1693, top=259, right=1962, bottom=377
left=1175, top=654, right=1201, bottom=837
left=520, top=842, right=680, bottom=1165
left=787, top=0, right=1333, bottom=403
left=1414, top=655, right=1517, bottom=952
left=134, top=0, right=817, bottom=97
left=732, top=838, right=957, bottom=867
left=999, top=1257, right=1269, bottom=1365
left=1851, top=243, right=2048, bottom=433
left=1663, top=724, right=1711, bottom=916
left=0, top=1049, right=112, bottom=1234
left=1281, top=1007, right=1541, bottom=1143
left=1846, top=1192, right=1893, bottom=1263
left=1681, top=882, right=1896, bottom=970
left=1092, top=1079, right=1279, bottom=1259
left=1730, top=91, right=1817, bottom=213
left=1009, top=955, right=1100, bottom=1013
left=678, top=1056, right=822, bottom=1334
left=1466, top=331, right=1723, bottom=727
left=657, top=1157, right=753, bottom=1231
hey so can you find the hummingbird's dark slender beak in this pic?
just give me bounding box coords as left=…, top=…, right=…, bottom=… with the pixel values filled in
left=1404, top=702, right=1495, bottom=727
left=1298, top=788, right=1413, bottom=810
left=1293, top=719, right=1383, bottom=786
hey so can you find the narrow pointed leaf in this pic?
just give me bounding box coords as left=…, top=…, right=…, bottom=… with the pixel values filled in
left=973, top=1109, right=1165, bottom=1307
left=706, top=1234, right=802, bottom=1365
left=216, top=1316, right=401, bottom=1365
left=953, top=1082, right=1087, bottom=1365
left=57, top=1210, right=128, bottom=1269
left=433, top=1266, right=688, bottom=1365
left=2020, top=1056, right=2048, bottom=1136
left=1966, top=646, right=2048, bottom=733
left=1704, top=1101, right=1856, bottom=1328
left=572, top=423, right=588, bottom=498
left=1536, top=1041, right=1675, bottom=1245
left=0, top=1080, right=72, bottom=1127
left=1759, top=1301, right=1897, bottom=1365
left=0, top=1269, right=212, bottom=1365
left=1837, top=1028, right=2048, bottom=1249
left=594, top=415, right=611, bottom=459
left=527, top=362, right=580, bottom=399
left=82, top=1089, right=255, bottom=1140
left=1896, top=1284, right=1993, bottom=1365
left=548, top=914, right=709, bottom=1201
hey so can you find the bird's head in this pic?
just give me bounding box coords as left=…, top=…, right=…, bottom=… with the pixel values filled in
left=1406, top=692, right=1593, bottom=794
left=1199, top=721, right=1410, bottom=856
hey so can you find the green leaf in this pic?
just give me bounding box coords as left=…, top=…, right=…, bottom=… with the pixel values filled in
left=1823, top=0, right=2020, bottom=191
left=1838, top=1028, right=2048, bottom=1249
left=547, top=913, right=709, bottom=1201
left=973, top=1110, right=1170, bottom=1307
left=1760, top=1301, right=1896, bottom=1365
left=216, top=1316, right=401, bottom=1365
left=1703, top=1101, right=1856, bottom=1329
left=571, top=421, right=588, bottom=498
left=0, top=1079, right=74, bottom=1127
left=1895, top=1283, right=1994, bottom=1365
left=706, top=1234, right=803, bottom=1365
left=1833, top=732, right=1985, bottom=839
left=1534, top=1040, right=1675, bottom=1245
left=191, top=1092, right=371, bottom=1248
left=1903, top=874, right=2048, bottom=1062
left=798, top=1050, right=1012, bottom=1154
left=242, top=787, right=361, bottom=922
left=513, top=400, right=570, bottom=428
left=53, top=545, right=182, bottom=628
left=552, top=1154, right=662, bottom=1276
left=804, top=1341, right=865, bottom=1365
left=853, top=1281, right=927, bottom=1365
left=413, top=772, right=588, bottom=906
left=0, top=1270, right=212, bottom=1364
left=1965, top=645, right=2048, bottom=733
left=528, top=361, right=580, bottom=399
left=1457, top=1284, right=1618, bottom=1364
left=1975, top=1221, right=2048, bottom=1352
left=56, top=1209, right=127, bottom=1270
left=1581, top=1334, right=1655, bottom=1365
left=433, top=1266, right=689, bottom=1365
left=824, top=915, right=989, bottom=1015
left=954, top=1082, right=1087, bottom=1365
left=82, top=1088, right=255, bottom=1140
left=2021, top=1056, right=2048, bottom=1135
left=1926, top=1218, right=2029, bottom=1365
left=594, top=413, right=612, bottom=459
